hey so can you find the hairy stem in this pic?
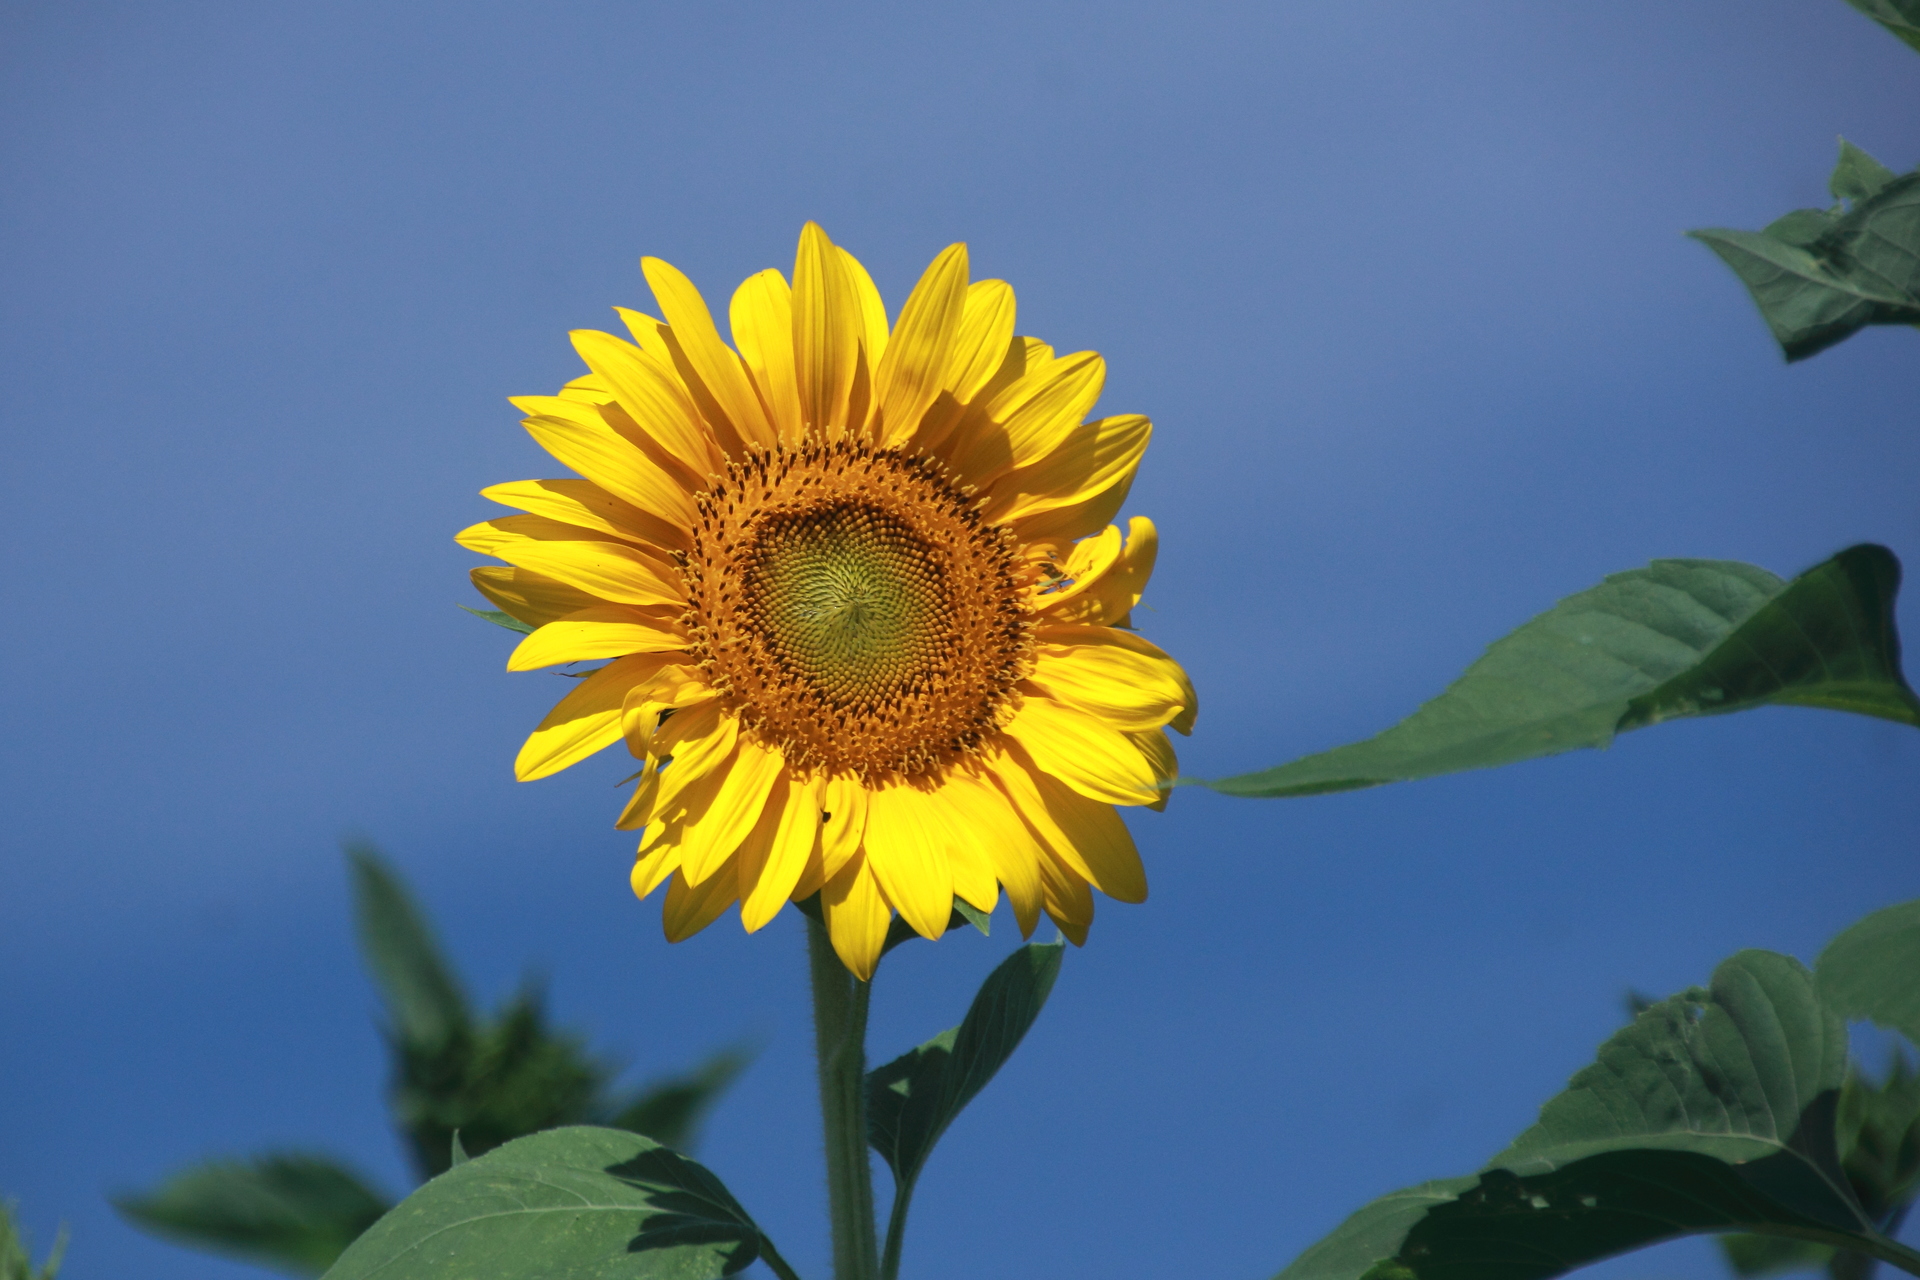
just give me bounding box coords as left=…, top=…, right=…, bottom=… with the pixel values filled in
left=808, top=915, right=879, bottom=1280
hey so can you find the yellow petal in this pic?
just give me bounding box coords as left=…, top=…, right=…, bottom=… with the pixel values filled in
left=616, top=765, right=661, bottom=831
left=646, top=701, right=737, bottom=820
left=822, top=855, right=891, bottom=981
left=1029, top=524, right=1121, bottom=614
left=630, top=834, right=680, bottom=900
left=1031, top=772, right=1147, bottom=903
left=984, top=413, right=1151, bottom=526
left=1036, top=851, right=1093, bottom=946
left=729, top=269, right=804, bottom=446
left=481, top=479, right=680, bottom=551
left=568, top=329, right=723, bottom=480
left=920, top=333, right=1049, bottom=460
left=471, top=566, right=599, bottom=629
left=862, top=784, right=954, bottom=941
left=840, top=245, right=890, bottom=378
left=514, top=653, right=676, bottom=781
left=1003, top=692, right=1162, bottom=806
left=939, top=768, right=1041, bottom=937
left=1026, top=624, right=1193, bottom=732
left=457, top=517, right=683, bottom=609
left=874, top=243, right=969, bottom=447
left=614, top=308, right=677, bottom=366
left=640, top=257, right=777, bottom=449
left=620, top=664, right=714, bottom=757
left=820, top=773, right=869, bottom=880
left=519, top=409, right=698, bottom=531
left=921, top=781, right=1000, bottom=916
left=1130, top=727, right=1179, bottom=809
left=945, top=350, right=1103, bottom=484
left=1006, top=469, right=1135, bottom=554
left=792, top=223, right=862, bottom=440
left=1040, top=517, right=1158, bottom=627
left=945, top=279, right=1017, bottom=404
left=507, top=605, right=687, bottom=672
left=679, top=736, right=785, bottom=887
left=740, top=772, right=822, bottom=932
left=662, top=859, right=741, bottom=943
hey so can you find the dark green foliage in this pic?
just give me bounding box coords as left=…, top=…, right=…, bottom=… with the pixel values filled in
left=1841, top=0, right=1920, bottom=54
left=1690, top=141, right=1920, bottom=361
left=1, top=1203, right=64, bottom=1280
left=867, top=942, right=1064, bottom=1277
left=1202, top=546, right=1919, bottom=798
left=118, top=846, right=750, bottom=1276
left=1275, top=915, right=1920, bottom=1280
left=113, top=1156, right=389, bottom=1278
left=322, top=1128, right=793, bottom=1280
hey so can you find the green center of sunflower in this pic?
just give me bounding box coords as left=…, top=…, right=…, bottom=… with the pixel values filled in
left=680, top=442, right=1032, bottom=779
left=745, top=504, right=945, bottom=705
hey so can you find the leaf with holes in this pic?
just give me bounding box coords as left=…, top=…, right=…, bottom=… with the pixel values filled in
left=1201, top=545, right=1919, bottom=799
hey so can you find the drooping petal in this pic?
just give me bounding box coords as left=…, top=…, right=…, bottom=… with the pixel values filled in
left=730, top=269, right=804, bottom=445
left=640, top=257, right=778, bottom=449
left=740, top=772, right=822, bottom=932
left=507, top=605, right=687, bottom=671
left=567, top=330, right=723, bottom=480
left=679, top=735, right=785, bottom=887
left=514, top=653, right=677, bottom=781
left=630, top=833, right=680, bottom=901
left=616, top=765, right=661, bottom=831
left=481, top=479, right=680, bottom=550
left=620, top=664, right=714, bottom=757
left=1026, top=624, right=1193, bottom=733
left=874, top=243, right=969, bottom=447
left=470, top=566, right=599, bottom=629
left=457, top=516, right=683, bottom=609
left=938, top=768, right=1042, bottom=937
left=820, top=773, right=869, bottom=880
left=662, top=859, right=741, bottom=943
left=1003, top=691, right=1162, bottom=806
left=1036, top=851, right=1094, bottom=947
left=792, top=223, right=862, bottom=440
left=1129, top=727, right=1180, bottom=809
left=647, top=702, right=739, bottom=823
left=1039, top=517, right=1158, bottom=626
left=821, top=855, right=891, bottom=982
left=862, top=784, right=954, bottom=941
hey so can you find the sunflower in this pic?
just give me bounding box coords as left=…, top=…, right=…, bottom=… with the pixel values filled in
left=459, top=223, right=1194, bottom=979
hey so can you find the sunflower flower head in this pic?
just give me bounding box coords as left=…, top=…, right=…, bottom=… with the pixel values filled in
left=460, top=224, right=1195, bottom=979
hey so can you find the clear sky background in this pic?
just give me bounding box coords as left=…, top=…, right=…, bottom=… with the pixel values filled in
left=3, top=3, right=1918, bottom=1278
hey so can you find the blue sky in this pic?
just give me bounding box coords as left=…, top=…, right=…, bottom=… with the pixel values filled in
left=2, top=2, right=1918, bottom=1278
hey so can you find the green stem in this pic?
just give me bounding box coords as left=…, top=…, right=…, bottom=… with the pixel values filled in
left=879, top=1181, right=912, bottom=1280
left=807, top=915, right=879, bottom=1280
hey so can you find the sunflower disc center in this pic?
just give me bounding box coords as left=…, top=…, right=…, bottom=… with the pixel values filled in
left=680, top=443, right=1031, bottom=779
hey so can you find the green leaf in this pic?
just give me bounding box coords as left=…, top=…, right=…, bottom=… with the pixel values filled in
left=1689, top=142, right=1920, bottom=361
left=1817, top=899, right=1920, bottom=1048
left=1273, top=951, right=1920, bottom=1280
left=1841, top=0, right=1920, bottom=54
left=603, top=1047, right=754, bottom=1154
left=1718, top=1232, right=1834, bottom=1276
left=459, top=604, right=535, bottom=636
left=1831, top=139, right=1899, bottom=204
left=115, top=1154, right=391, bottom=1277
left=1, top=1201, right=65, bottom=1280
left=1200, top=545, right=1920, bottom=798
left=867, top=942, right=1064, bottom=1273
left=321, top=1127, right=786, bottom=1280
left=347, top=844, right=470, bottom=1052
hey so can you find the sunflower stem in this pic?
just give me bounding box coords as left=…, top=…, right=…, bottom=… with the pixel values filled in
left=807, top=915, right=879, bottom=1280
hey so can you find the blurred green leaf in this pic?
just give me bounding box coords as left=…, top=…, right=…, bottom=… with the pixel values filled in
left=393, top=983, right=609, bottom=1180
left=458, top=604, right=534, bottom=635
left=115, top=1155, right=390, bottom=1277
left=1720, top=1232, right=1836, bottom=1277
left=347, top=844, right=470, bottom=1052
left=1690, top=142, right=1920, bottom=361
left=868, top=942, right=1064, bottom=1276
left=602, top=1047, right=754, bottom=1153
left=1819, top=899, right=1920, bottom=1049
left=1841, top=0, right=1920, bottom=54
left=1274, top=949, right=1920, bottom=1280
left=1, top=1202, right=64, bottom=1280
left=321, top=1127, right=791, bottom=1280
left=1201, top=545, right=1920, bottom=799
